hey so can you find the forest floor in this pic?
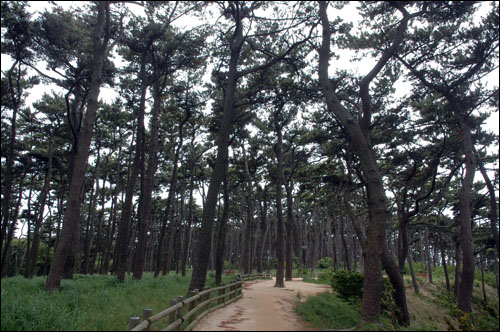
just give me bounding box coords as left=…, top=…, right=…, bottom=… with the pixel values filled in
left=192, top=278, right=330, bottom=331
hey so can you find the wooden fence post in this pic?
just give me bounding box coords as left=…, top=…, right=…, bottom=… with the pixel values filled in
left=128, top=316, right=140, bottom=330
left=168, top=298, right=178, bottom=328
left=175, top=296, right=184, bottom=331
left=203, top=286, right=210, bottom=310
left=143, top=309, right=153, bottom=331
left=186, top=290, right=198, bottom=325
left=219, top=284, right=226, bottom=305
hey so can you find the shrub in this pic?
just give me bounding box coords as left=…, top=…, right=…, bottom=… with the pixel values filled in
left=317, top=257, right=333, bottom=269
left=330, top=270, right=400, bottom=327
left=330, top=270, right=364, bottom=301
left=317, top=268, right=334, bottom=284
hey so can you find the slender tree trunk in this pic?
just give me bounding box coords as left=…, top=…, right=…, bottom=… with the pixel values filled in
left=23, top=172, right=36, bottom=278
left=82, top=156, right=100, bottom=275
left=188, top=9, right=243, bottom=291
left=1, top=165, right=27, bottom=277
left=480, top=253, right=487, bottom=305
left=256, top=188, right=268, bottom=274
left=181, top=171, right=195, bottom=276
left=1, top=60, right=22, bottom=258
left=441, top=244, right=450, bottom=292
left=241, top=143, right=254, bottom=275
left=27, top=138, right=53, bottom=278
left=273, top=111, right=286, bottom=288
left=156, top=135, right=182, bottom=276
left=100, top=180, right=119, bottom=275
left=454, top=241, right=462, bottom=297
left=115, top=55, right=147, bottom=283
left=425, top=226, right=433, bottom=284
left=215, top=166, right=229, bottom=285
left=408, top=249, right=419, bottom=294
left=91, top=171, right=107, bottom=275
left=476, top=152, right=499, bottom=257
left=455, top=115, right=476, bottom=315
left=133, top=78, right=161, bottom=280
left=46, top=2, right=111, bottom=290
left=284, top=181, right=294, bottom=281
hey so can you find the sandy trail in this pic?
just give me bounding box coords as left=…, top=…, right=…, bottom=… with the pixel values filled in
left=192, top=278, right=331, bottom=331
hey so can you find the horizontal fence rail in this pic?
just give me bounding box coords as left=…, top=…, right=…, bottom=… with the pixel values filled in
left=128, top=273, right=271, bottom=331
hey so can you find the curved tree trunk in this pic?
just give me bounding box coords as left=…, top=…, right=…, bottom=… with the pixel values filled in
left=188, top=5, right=243, bottom=292
left=46, top=2, right=111, bottom=290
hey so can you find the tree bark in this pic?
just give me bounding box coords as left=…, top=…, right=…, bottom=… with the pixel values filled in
left=115, top=53, right=147, bottom=282
left=273, top=110, right=286, bottom=288
left=133, top=78, right=161, bottom=280
left=27, top=138, right=53, bottom=278
left=455, top=114, right=476, bottom=315
left=46, top=2, right=111, bottom=290
left=181, top=168, right=195, bottom=276
left=188, top=3, right=243, bottom=292
left=215, top=166, right=229, bottom=285
left=241, top=143, right=254, bottom=275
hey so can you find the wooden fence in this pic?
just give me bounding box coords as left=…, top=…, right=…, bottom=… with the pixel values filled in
left=128, top=273, right=270, bottom=331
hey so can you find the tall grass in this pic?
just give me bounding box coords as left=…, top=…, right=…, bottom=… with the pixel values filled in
left=1, top=270, right=235, bottom=331
left=295, top=264, right=499, bottom=331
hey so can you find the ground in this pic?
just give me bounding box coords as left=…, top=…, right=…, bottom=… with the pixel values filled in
left=192, top=278, right=330, bottom=331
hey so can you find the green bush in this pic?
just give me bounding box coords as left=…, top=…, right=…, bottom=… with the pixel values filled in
left=317, top=268, right=334, bottom=284
left=331, top=270, right=364, bottom=301
left=317, top=257, right=333, bottom=269
left=330, top=270, right=400, bottom=327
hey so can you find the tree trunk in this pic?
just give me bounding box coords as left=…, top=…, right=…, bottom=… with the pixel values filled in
left=424, top=226, right=433, bottom=284
left=90, top=171, right=107, bottom=275
left=156, top=134, right=182, bottom=276
left=27, top=138, right=53, bottom=278
left=256, top=188, right=269, bottom=273
left=82, top=156, right=101, bottom=275
left=408, top=249, right=419, bottom=294
left=441, top=243, right=450, bottom=292
left=319, top=2, right=388, bottom=320
left=133, top=78, right=161, bottom=280
left=188, top=8, right=243, bottom=291
left=115, top=54, right=147, bottom=282
left=285, top=181, right=294, bottom=281
left=100, top=180, right=119, bottom=275
left=1, top=164, right=27, bottom=277
left=215, top=166, right=229, bottom=285
left=1, top=59, right=22, bottom=258
left=181, top=169, right=195, bottom=276
left=241, top=143, right=254, bottom=275
left=455, top=116, right=476, bottom=315
left=454, top=241, right=462, bottom=297
left=476, top=151, right=499, bottom=257
left=46, top=2, right=111, bottom=290
left=273, top=110, right=286, bottom=288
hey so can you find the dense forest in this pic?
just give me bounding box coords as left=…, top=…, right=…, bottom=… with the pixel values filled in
left=1, top=0, right=498, bottom=328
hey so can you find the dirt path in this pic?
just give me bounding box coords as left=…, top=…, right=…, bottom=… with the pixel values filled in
left=192, top=278, right=330, bottom=331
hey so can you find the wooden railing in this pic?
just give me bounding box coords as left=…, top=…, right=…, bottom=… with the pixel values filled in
left=128, top=273, right=270, bottom=331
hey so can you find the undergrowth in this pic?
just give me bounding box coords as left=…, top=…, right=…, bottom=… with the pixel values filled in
left=1, top=270, right=234, bottom=331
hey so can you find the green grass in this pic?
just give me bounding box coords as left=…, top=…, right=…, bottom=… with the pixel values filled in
left=1, top=270, right=236, bottom=331
left=295, top=292, right=361, bottom=330
left=295, top=265, right=499, bottom=331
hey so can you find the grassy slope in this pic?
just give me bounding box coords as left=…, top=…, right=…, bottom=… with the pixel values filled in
left=296, top=266, right=499, bottom=331
left=1, top=270, right=236, bottom=331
